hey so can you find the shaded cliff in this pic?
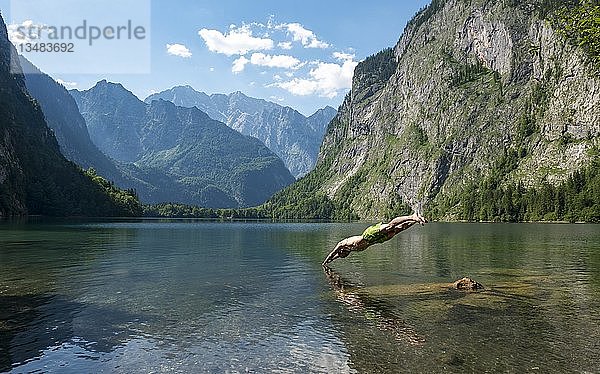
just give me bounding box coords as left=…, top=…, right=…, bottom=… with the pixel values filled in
left=0, top=13, right=141, bottom=217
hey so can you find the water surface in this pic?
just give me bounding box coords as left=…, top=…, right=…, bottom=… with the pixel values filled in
left=1, top=220, right=599, bottom=373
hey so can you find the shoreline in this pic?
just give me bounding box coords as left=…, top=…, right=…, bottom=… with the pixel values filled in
left=0, top=216, right=595, bottom=224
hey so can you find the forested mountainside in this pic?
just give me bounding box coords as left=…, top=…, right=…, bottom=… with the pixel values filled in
left=266, top=0, right=600, bottom=222
left=71, top=81, right=295, bottom=208
left=146, top=86, right=336, bottom=177
left=0, top=13, right=141, bottom=217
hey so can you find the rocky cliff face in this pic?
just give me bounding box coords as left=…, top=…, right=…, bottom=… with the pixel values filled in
left=71, top=80, right=146, bottom=163
left=146, top=87, right=336, bottom=178
left=0, top=13, right=27, bottom=216
left=274, top=0, right=600, bottom=219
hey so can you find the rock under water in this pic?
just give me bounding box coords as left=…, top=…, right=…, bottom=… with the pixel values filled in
left=452, top=277, right=485, bottom=291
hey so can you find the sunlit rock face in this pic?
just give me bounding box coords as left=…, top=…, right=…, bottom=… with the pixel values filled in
left=291, top=0, right=600, bottom=219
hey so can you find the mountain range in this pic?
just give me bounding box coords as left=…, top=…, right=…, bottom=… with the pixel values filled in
left=18, top=59, right=317, bottom=209
left=70, top=81, right=294, bottom=207
left=145, top=86, right=336, bottom=177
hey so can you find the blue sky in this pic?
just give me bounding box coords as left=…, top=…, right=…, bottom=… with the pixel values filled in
left=3, top=0, right=431, bottom=115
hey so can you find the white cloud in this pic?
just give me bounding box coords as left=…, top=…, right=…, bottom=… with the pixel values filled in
left=333, top=52, right=355, bottom=61
left=56, top=78, right=77, bottom=88
left=232, top=56, right=249, bottom=74
left=233, top=53, right=302, bottom=73
left=166, top=43, right=192, bottom=58
left=272, top=53, right=358, bottom=98
left=278, top=23, right=329, bottom=49
left=278, top=41, right=292, bottom=50
left=7, top=20, right=44, bottom=45
left=199, top=26, right=273, bottom=56
left=275, top=78, right=318, bottom=97
left=250, top=53, right=302, bottom=69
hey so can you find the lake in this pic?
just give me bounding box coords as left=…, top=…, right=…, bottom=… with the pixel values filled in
left=1, top=220, right=599, bottom=373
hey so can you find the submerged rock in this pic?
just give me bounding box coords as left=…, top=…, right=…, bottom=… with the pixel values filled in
left=452, top=277, right=484, bottom=291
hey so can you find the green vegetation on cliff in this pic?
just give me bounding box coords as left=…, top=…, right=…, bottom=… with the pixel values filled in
left=554, top=0, right=600, bottom=68
left=16, top=152, right=142, bottom=217
left=430, top=152, right=600, bottom=222
left=253, top=141, right=340, bottom=220
left=83, top=169, right=142, bottom=217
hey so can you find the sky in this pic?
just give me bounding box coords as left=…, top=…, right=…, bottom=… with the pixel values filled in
left=2, top=0, right=431, bottom=115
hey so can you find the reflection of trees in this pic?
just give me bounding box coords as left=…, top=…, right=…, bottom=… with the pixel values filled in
left=323, top=266, right=425, bottom=347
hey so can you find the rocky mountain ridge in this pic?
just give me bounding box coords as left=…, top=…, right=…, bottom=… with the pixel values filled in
left=146, top=86, right=336, bottom=177
left=19, top=57, right=125, bottom=184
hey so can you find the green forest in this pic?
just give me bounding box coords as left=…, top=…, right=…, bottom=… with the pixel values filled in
left=143, top=203, right=270, bottom=220
left=82, top=169, right=142, bottom=217
left=430, top=154, right=600, bottom=223
left=553, top=0, right=600, bottom=69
